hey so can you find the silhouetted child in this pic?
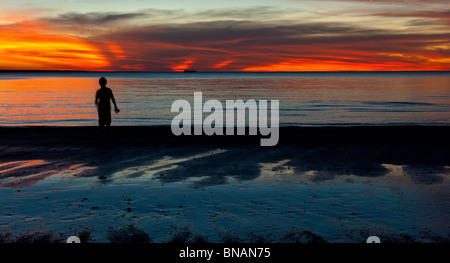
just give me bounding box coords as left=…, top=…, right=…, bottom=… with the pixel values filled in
left=95, top=77, right=119, bottom=137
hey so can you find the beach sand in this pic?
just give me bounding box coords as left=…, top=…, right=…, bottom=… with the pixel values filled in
left=0, top=126, right=449, bottom=243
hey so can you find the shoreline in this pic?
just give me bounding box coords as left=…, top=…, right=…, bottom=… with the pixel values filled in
left=1, top=125, right=449, bottom=143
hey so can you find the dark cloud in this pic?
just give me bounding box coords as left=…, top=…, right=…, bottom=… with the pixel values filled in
left=46, top=11, right=148, bottom=25
left=190, top=6, right=295, bottom=20
left=102, top=20, right=381, bottom=46
left=100, top=19, right=448, bottom=48
left=90, top=17, right=449, bottom=71
left=44, top=6, right=295, bottom=26
left=369, top=10, right=450, bottom=25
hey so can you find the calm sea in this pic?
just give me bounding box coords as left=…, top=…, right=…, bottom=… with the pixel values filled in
left=0, top=71, right=449, bottom=126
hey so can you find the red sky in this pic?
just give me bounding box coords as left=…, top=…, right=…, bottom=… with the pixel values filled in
left=0, top=0, right=449, bottom=71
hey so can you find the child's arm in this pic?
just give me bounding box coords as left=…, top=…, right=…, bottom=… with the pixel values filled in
left=111, top=90, right=120, bottom=113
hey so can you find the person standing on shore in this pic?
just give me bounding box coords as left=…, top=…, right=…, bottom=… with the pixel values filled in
left=95, top=77, right=120, bottom=137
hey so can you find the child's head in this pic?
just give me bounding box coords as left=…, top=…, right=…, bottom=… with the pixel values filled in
left=99, top=77, right=107, bottom=88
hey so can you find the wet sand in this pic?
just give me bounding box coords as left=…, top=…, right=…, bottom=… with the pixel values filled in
left=0, top=126, right=449, bottom=242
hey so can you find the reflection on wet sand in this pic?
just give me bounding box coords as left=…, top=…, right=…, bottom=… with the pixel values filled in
left=0, top=160, right=97, bottom=189
left=0, top=126, right=448, bottom=189
left=0, top=155, right=448, bottom=189
left=109, top=149, right=227, bottom=180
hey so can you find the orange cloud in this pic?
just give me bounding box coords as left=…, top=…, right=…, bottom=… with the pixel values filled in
left=107, top=44, right=127, bottom=60
left=0, top=22, right=110, bottom=70
left=242, top=59, right=382, bottom=72
left=242, top=53, right=450, bottom=72
left=213, top=60, right=234, bottom=69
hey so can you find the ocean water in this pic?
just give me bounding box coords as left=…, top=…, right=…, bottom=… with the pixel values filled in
left=0, top=71, right=449, bottom=126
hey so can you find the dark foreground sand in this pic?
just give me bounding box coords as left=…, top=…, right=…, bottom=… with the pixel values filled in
left=0, top=126, right=449, bottom=242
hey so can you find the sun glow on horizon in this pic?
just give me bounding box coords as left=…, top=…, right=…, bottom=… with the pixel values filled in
left=171, top=59, right=196, bottom=72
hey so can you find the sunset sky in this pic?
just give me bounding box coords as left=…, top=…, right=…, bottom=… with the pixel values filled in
left=0, top=0, right=449, bottom=71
